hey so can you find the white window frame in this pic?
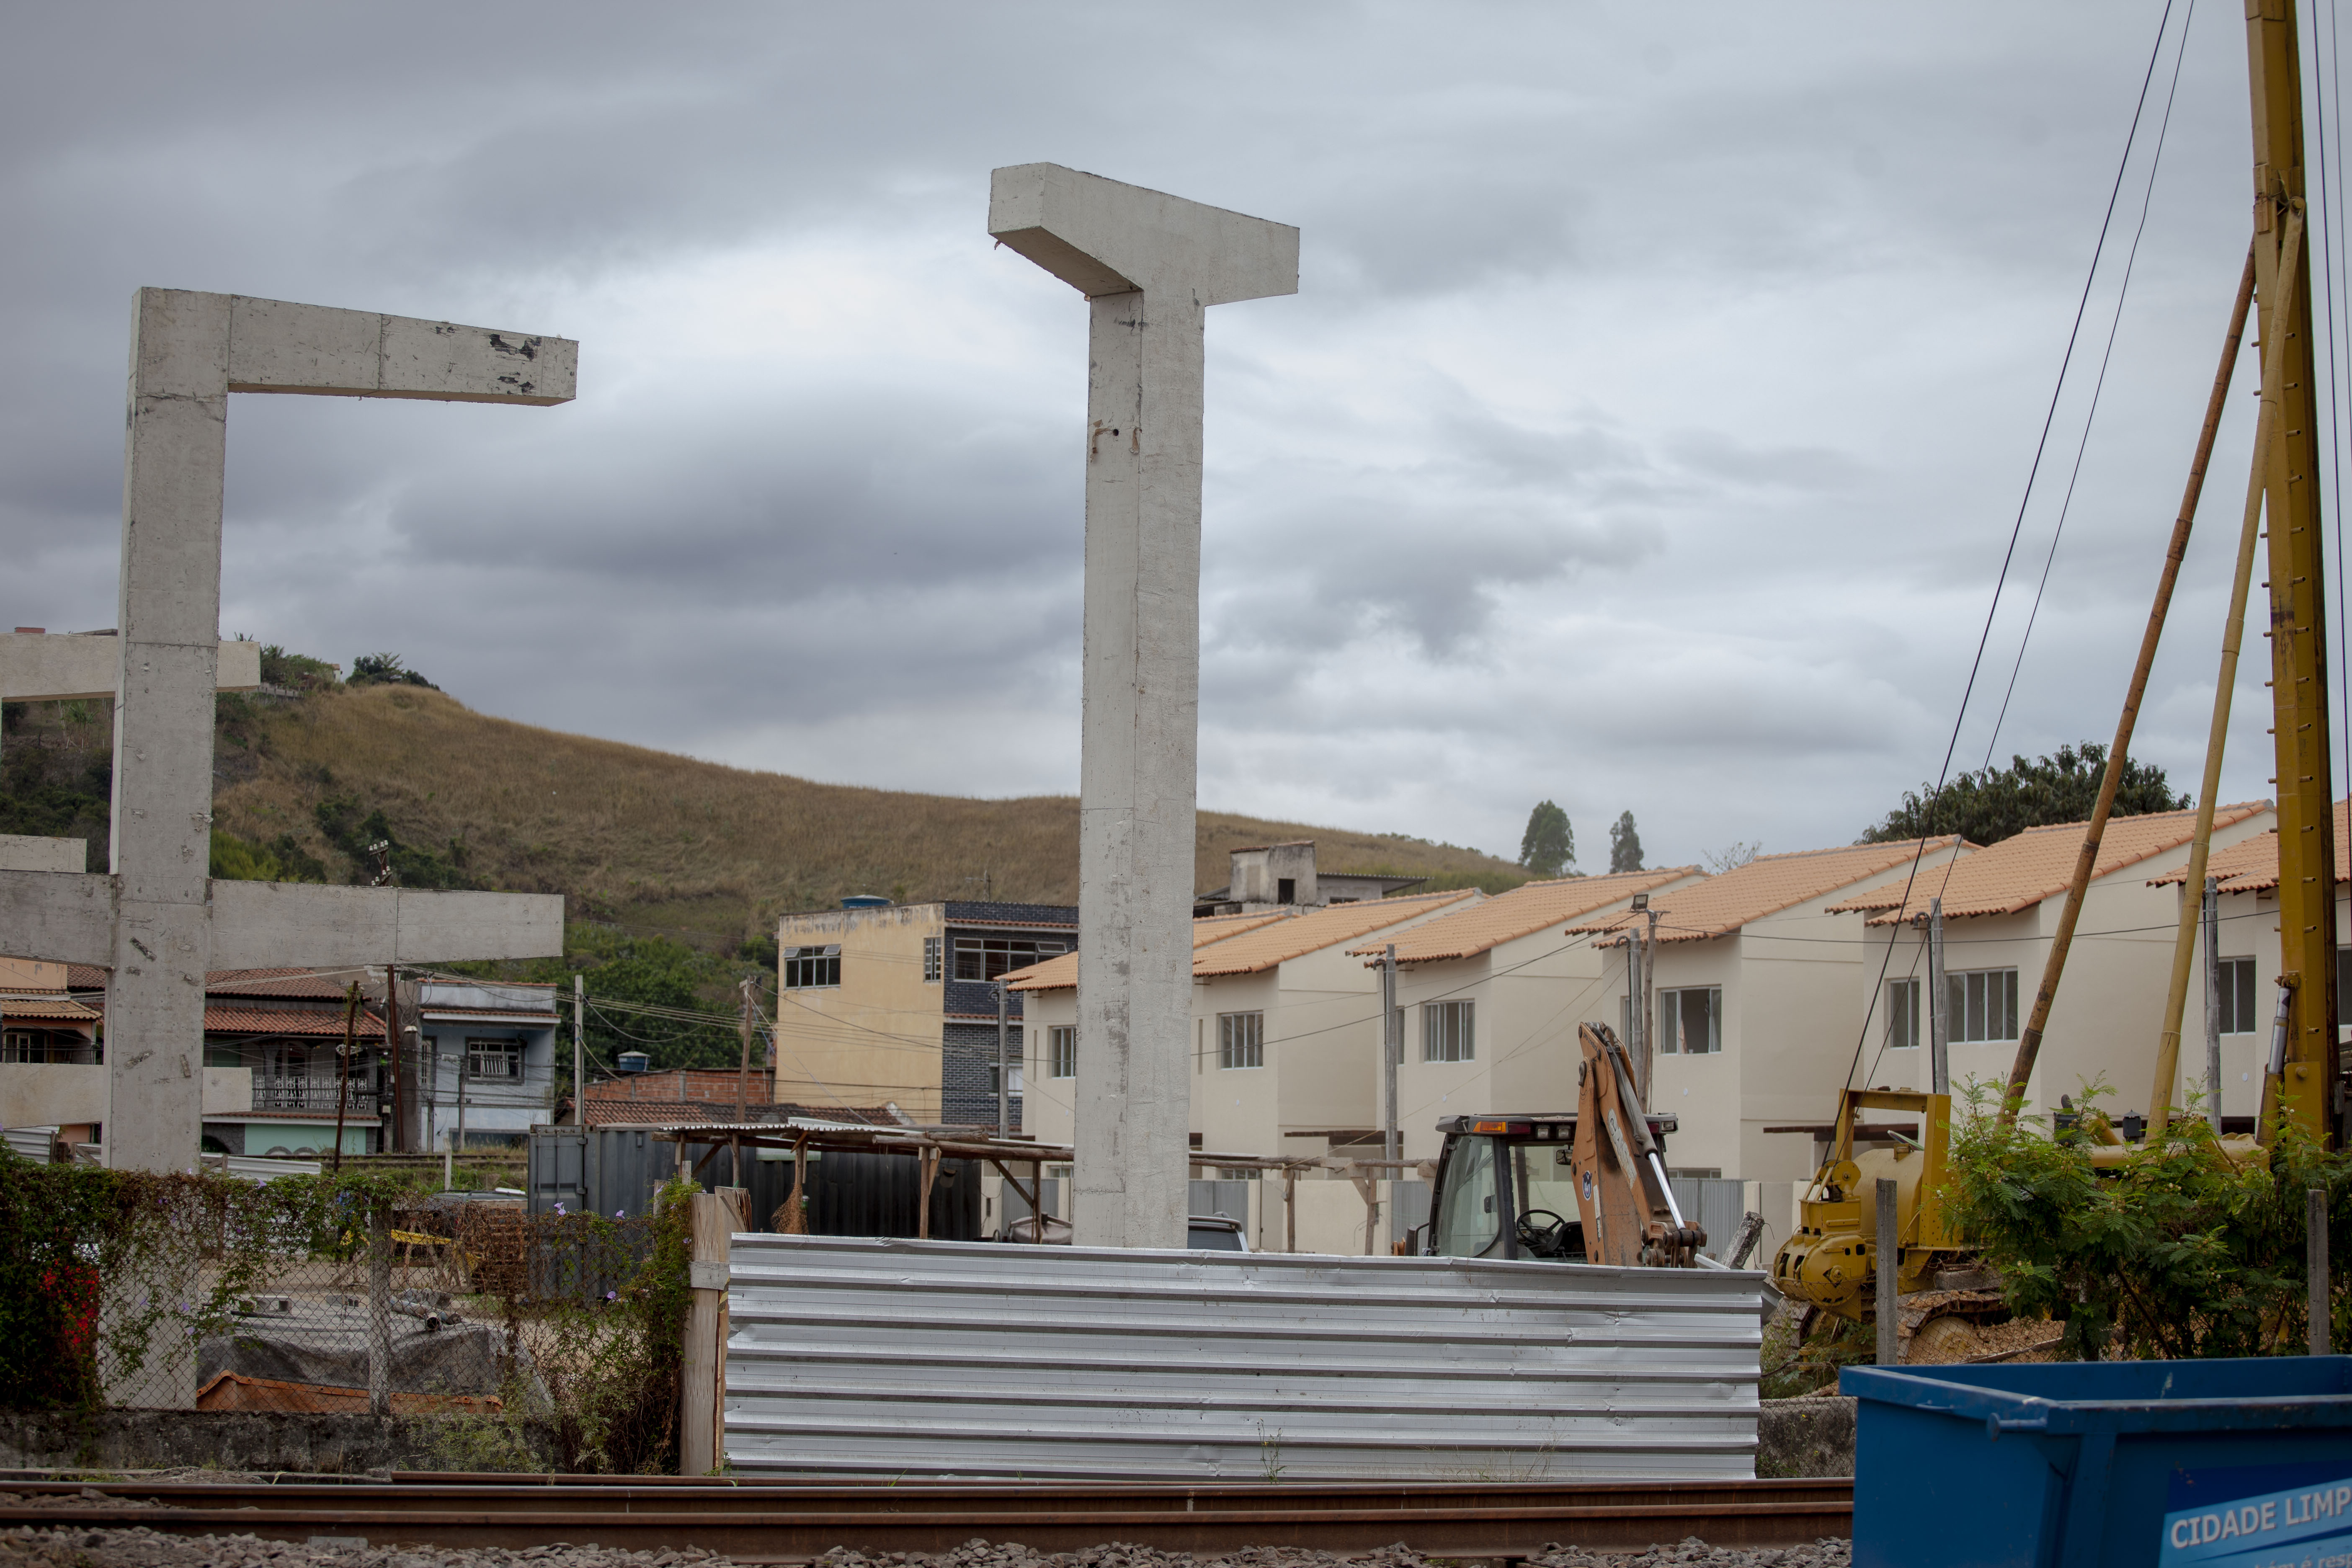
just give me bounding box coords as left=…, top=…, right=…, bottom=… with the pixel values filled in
left=1944, top=967, right=2020, bottom=1044
left=1050, top=1025, right=1077, bottom=1079
left=1658, top=987, right=1722, bottom=1055
left=783, top=945, right=841, bottom=989
left=466, top=1037, right=522, bottom=1081
left=1218, top=1011, right=1265, bottom=1070
left=1887, top=977, right=1920, bottom=1050
left=2216, top=956, right=2259, bottom=1036
left=1424, top=1000, right=1475, bottom=1063
left=923, top=936, right=942, bottom=983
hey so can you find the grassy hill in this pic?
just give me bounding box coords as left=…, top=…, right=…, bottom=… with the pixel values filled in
left=179, top=684, right=1526, bottom=950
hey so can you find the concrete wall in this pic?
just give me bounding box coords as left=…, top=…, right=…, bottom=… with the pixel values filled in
left=776, top=904, right=948, bottom=1120
left=0, top=1061, right=105, bottom=1126
left=203, top=1065, right=251, bottom=1114
left=0, top=1408, right=555, bottom=1474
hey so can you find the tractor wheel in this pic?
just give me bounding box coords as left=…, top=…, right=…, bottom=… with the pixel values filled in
left=1904, top=1314, right=1983, bottom=1364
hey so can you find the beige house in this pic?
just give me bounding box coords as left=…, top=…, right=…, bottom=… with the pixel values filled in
left=1011, top=891, right=1478, bottom=1161
left=1565, top=837, right=1971, bottom=1185
left=1829, top=803, right=2272, bottom=1126
left=1341, top=867, right=1701, bottom=1162
left=772, top=899, right=1078, bottom=1127
left=2142, top=799, right=2344, bottom=1127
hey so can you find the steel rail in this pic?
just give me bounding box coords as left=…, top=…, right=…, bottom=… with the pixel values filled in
left=0, top=1477, right=1852, bottom=1558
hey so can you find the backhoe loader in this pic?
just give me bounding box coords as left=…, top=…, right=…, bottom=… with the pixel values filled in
left=1421, top=1021, right=1710, bottom=1266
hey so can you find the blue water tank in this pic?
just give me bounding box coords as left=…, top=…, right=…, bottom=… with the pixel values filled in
left=840, top=894, right=892, bottom=909
left=615, top=1051, right=650, bottom=1074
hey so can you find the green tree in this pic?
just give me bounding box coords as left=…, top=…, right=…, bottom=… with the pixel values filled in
left=1517, top=800, right=1575, bottom=879
left=347, top=652, right=438, bottom=690
left=1862, top=741, right=2187, bottom=847
left=1609, top=811, right=1644, bottom=873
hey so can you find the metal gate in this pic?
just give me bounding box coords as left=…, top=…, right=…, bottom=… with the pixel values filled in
left=724, top=1233, right=1761, bottom=1482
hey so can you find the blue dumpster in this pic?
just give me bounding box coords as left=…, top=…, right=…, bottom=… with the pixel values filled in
left=1841, top=1356, right=2352, bottom=1568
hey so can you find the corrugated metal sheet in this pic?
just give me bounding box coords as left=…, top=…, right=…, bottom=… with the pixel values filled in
left=725, top=1234, right=1760, bottom=1483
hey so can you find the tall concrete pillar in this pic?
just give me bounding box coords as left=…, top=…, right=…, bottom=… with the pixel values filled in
left=988, top=165, right=1297, bottom=1247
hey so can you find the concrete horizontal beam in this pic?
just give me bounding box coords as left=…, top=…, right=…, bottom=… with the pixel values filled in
left=221, top=294, right=576, bottom=405
left=0, top=836, right=87, bottom=874
left=988, top=163, right=1299, bottom=306
left=207, top=882, right=566, bottom=967
left=0, top=633, right=260, bottom=703
left=0, top=872, right=116, bottom=967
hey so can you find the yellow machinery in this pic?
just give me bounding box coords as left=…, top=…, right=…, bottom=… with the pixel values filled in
left=1771, top=1088, right=2005, bottom=1359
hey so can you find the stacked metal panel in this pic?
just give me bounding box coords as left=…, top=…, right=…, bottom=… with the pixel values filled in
left=724, top=1234, right=1761, bottom=1482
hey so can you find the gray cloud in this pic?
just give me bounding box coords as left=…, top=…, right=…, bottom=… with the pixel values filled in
left=0, top=0, right=2303, bottom=863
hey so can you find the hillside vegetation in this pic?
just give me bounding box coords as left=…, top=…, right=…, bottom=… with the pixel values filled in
left=176, top=684, right=1525, bottom=949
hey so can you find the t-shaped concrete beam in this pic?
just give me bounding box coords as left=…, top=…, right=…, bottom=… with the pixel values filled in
left=989, top=166, right=1297, bottom=1249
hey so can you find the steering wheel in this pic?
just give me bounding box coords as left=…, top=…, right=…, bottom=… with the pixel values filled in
left=1516, top=1208, right=1571, bottom=1257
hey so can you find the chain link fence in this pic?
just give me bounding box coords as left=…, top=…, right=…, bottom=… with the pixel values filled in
left=2, top=1156, right=693, bottom=1474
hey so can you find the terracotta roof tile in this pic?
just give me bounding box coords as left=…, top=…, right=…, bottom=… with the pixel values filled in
left=1006, top=891, right=1476, bottom=990
left=204, top=1005, right=385, bottom=1038
left=2147, top=799, right=2347, bottom=893
left=206, top=969, right=358, bottom=999
left=1004, top=910, right=1294, bottom=992
left=1568, top=838, right=1968, bottom=944
left=1346, top=867, right=1696, bottom=965
left=1833, top=804, right=2266, bottom=923
left=0, top=995, right=101, bottom=1021
left=1193, top=889, right=1477, bottom=977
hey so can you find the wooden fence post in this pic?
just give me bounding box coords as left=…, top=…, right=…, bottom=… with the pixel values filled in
left=680, top=1189, right=735, bottom=1475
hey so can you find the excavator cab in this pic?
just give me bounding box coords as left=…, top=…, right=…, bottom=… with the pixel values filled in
left=1422, top=1024, right=1693, bottom=1264
left=1424, top=1114, right=1591, bottom=1260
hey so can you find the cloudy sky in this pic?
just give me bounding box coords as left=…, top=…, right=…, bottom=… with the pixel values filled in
left=4, top=2, right=2342, bottom=870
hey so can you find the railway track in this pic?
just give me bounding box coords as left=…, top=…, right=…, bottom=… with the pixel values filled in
left=0, top=1475, right=1851, bottom=1559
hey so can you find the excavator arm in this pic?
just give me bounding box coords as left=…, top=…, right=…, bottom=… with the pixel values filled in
left=1569, top=1022, right=1707, bottom=1267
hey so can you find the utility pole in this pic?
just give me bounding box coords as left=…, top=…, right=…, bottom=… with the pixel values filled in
left=573, top=972, right=586, bottom=1127
left=737, top=974, right=756, bottom=1124
left=331, top=982, right=358, bottom=1172
left=2245, top=0, right=2340, bottom=1147
left=2204, top=879, right=2223, bottom=1135
left=996, top=979, right=1011, bottom=1137
left=1382, top=944, right=1399, bottom=1168
left=1928, top=897, right=1948, bottom=1095
left=454, top=1039, right=470, bottom=1184
left=1625, top=894, right=1647, bottom=1091
left=383, top=964, right=402, bottom=1152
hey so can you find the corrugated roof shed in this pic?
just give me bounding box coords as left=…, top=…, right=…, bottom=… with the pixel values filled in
left=1567, top=838, right=1967, bottom=945
left=1830, top=804, right=2265, bottom=923
left=1346, top=867, right=1694, bottom=966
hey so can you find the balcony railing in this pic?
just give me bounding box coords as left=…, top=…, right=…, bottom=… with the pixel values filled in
left=253, top=1081, right=378, bottom=1115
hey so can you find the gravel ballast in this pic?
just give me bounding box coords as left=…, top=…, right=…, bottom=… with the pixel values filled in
left=3, top=1527, right=1850, bottom=1568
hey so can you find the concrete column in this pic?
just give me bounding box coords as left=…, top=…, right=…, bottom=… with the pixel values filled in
left=989, top=165, right=1297, bottom=1248
left=108, top=290, right=234, bottom=1172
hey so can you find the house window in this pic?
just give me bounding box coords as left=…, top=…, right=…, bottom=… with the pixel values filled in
left=783, top=945, right=841, bottom=988
left=2, top=1030, right=40, bottom=1063
left=1659, top=988, right=1721, bottom=1055
left=1887, top=978, right=1920, bottom=1050
left=923, top=936, right=942, bottom=983
left=1218, top=1011, right=1264, bottom=1069
left=466, top=1038, right=521, bottom=1081
left=1944, top=967, right=2020, bottom=1043
left=1424, top=1000, right=1475, bottom=1063
left=1050, top=1026, right=1077, bottom=1078
left=988, top=1061, right=1025, bottom=1096
left=1277, top=878, right=1297, bottom=905
left=952, top=936, right=1065, bottom=982
left=2216, top=957, right=2259, bottom=1035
